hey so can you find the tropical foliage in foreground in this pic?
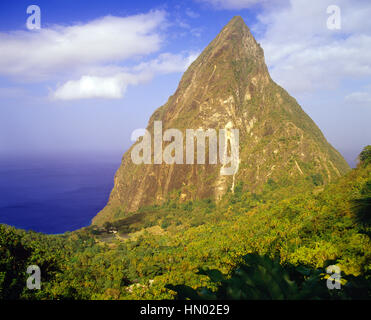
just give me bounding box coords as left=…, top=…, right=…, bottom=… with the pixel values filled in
left=0, top=147, right=370, bottom=300
left=167, top=254, right=370, bottom=300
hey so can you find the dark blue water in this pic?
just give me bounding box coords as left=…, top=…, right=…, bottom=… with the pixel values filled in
left=0, top=154, right=121, bottom=234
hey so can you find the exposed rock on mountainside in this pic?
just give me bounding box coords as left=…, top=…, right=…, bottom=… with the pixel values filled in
left=93, top=16, right=350, bottom=225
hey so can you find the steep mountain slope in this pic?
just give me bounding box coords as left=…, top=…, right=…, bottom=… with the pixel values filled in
left=93, top=16, right=349, bottom=225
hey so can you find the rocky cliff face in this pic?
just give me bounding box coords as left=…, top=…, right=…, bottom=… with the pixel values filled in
left=93, top=16, right=350, bottom=225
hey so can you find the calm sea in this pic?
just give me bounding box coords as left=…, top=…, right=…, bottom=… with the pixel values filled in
left=0, top=154, right=121, bottom=234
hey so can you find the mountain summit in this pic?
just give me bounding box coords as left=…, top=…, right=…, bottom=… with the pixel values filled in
left=93, top=16, right=350, bottom=225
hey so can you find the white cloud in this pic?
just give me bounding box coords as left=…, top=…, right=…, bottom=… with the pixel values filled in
left=53, top=52, right=199, bottom=100
left=345, top=91, right=371, bottom=106
left=197, top=0, right=262, bottom=10
left=0, top=11, right=166, bottom=81
left=255, top=0, right=371, bottom=94
left=185, top=8, right=200, bottom=18
left=0, top=9, right=202, bottom=101
left=134, top=52, right=200, bottom=74
left=53, top=73, right=148, bottom=100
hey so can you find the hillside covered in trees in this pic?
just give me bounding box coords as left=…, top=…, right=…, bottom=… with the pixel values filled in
left=1, top=146, right=370, bottom=300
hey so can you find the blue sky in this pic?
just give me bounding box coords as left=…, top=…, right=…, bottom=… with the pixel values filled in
left=0, top=0, right=370, bottom=167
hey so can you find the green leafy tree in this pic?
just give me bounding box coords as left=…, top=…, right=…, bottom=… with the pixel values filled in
left=359, top=145, right=371, bottom=166
left=166, top=254, right=371, bottom=300
left=0, top=226, right=31, bottom=299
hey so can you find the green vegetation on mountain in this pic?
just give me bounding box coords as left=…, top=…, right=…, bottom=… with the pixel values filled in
left=0, top=16, right=367, bottom=301
left=167, top=254, right=370, bottom=300
left=93, top=16, right=349, bottom=226
left=1, top=146, right=370, bottom=300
